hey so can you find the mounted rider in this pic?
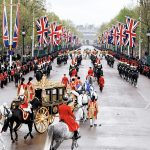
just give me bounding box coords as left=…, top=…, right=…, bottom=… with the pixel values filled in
left=58, top=97, right=81, bottom=140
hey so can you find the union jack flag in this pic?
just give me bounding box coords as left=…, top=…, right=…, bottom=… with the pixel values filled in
left=112, top=26, right=118, bottom=45
left=104, top=30, right=110, bottom=44
left=65, top=30, right=71, bottom=43
left=124, top=17, right=139, bottom=47
left=36, top=17, right=49, bottom=46
left=117, top=23, right=126, bottom=46
left=2, top=3, right=9, bottom=48
left=12, top=4, right=20, bottom=48
left=48, top=22, right=62, bottom=46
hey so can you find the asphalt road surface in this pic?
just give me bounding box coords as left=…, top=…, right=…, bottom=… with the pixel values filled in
left=0, top=46, right=150, bottom=150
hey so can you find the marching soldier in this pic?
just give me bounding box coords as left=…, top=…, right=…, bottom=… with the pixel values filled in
left=88, top=95, right=99, bottom=127
left=99, top=75, right=105, bottom=92
left=61, top=74, right=69, bottom=88
left=0, top=71, right=4, bottom=88
left=88, top=67, right=94, bottom=76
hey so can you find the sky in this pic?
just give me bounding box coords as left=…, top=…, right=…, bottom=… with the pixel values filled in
left=46, top=0, right=137, bottom=27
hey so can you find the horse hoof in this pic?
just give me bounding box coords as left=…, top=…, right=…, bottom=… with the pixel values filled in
left=12, top=140, right=15, bottom=143
left=31, top=135, right=34, bottom=139
left=15, top=138, right=18, bottom=141
left=24, top=136, right=27, bottom=140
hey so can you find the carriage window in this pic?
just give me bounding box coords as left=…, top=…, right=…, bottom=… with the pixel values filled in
left=59, top=89, right=63, bottom=95
left=46, top=90, right=50, bottom=95
left=52, top=89, right=56, bottom=94
left=52, top=89, right=57, bottom=101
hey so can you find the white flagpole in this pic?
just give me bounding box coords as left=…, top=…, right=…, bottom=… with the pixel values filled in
left=128, top=45, right=130, bottom=56
left=121, top=46, right=122, bottom=53
left=139, top=7, right=142, bottom=59
left=9, top=0, right=13, bottom=67
left=32, top=10, right=35, bottom=57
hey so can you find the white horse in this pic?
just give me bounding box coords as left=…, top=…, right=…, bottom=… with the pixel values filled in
left=0, top=103, right=11, bottom=150
left=48, top=122, right=79, bottom=150
left=90, top=86, right=98, bottom=101
left=74, top=94, right=84, bottom=124
left=82, top=92, right=89, bottom=121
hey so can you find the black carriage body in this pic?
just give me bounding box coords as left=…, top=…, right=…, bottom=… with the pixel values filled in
left=35, top=86, right=65, bottom=114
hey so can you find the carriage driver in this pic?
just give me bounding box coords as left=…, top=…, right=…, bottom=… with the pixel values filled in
left=58, top=97, right=81, bottom=140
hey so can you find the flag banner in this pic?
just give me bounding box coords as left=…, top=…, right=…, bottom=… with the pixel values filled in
left=104, top=30, right=110, bottom=44
left=117, top=23, right=126, bottom=46
left=101, top=34, right=104, bottom=44
left=108, top=28, right=113, bottom=44
left=73, top=35, right=76, bottom=45
left=12, top=3, right=20, bottom=49
left=48, top=22, right=62, bottom=46
left=36, top=16, right=49, bottom=46
left=124, top=17, right=139, bottom=47
left=2, top=2, right=9, bottom=48
left=112, top=26, right=118, bottom=45
left=65, top=30, right=72, bottom=43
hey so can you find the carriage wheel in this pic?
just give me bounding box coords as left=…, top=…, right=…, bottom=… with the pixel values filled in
left=34, top=107, right=50, bottom=134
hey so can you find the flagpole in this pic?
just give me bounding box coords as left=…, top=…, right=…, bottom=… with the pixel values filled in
left=32, top=10, right=35, bottom=57
left=121, top=46, right=122, bottom=53
left=139, top=5, right=142, bottom=59
left=9, top=0, right=13, bottom=67
left=128, top=45, right=130, bottom=56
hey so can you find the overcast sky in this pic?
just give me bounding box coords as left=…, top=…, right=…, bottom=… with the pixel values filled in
left=46, top=0, right=137, bottom=27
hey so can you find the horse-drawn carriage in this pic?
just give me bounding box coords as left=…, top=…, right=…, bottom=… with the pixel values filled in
left=33, top=77, right=65, bottom=133
left=11, top=75, right=66, bottom=135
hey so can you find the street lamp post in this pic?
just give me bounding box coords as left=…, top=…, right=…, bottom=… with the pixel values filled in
left=147, top=30, right=150, bottom=55
left=22, top=26, right=26, bottom=61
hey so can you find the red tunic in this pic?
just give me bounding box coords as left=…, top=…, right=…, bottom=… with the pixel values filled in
left=88, top=69, right=94, bottom=76
left=71, top=69, right=77, bottom=77
left=0, top=73, right=4, bottom=81
left=99, top=76, right=105, bottom=87
left=70, top=81, right=76, bottom=90
left=20, top=96, right=28, bottom=109
left=58, top=104, right=79, bottom=132
left=62, top=76, right=69, bottom=87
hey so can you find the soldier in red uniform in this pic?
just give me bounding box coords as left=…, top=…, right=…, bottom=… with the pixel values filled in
left=71, top=68, right=77, bottom=77
left=61, top=74, right=69, bottom=88
left=58, top=97, right=80, bottom=139
left=88, top=67, right=94, bottom=76
left=99, top=76, right=105, bottom=92
left=70, top=78, right=76, bottom=90
left=0, top=71, right=4, bottom=88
